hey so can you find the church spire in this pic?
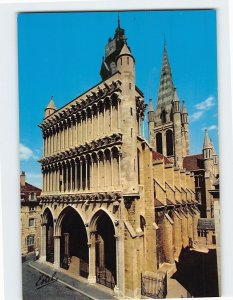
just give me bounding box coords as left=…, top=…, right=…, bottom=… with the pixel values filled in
left=154, top=42, right=175, bottom=125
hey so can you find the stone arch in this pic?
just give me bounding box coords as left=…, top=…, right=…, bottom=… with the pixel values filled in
left=42, top=207, right=54, bottom=263
left=56, top=206, right=89, bottom=277
left=89, top=209, right=117, bottom=287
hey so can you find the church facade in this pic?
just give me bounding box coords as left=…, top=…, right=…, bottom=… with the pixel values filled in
left=38, top=20, right=203, bottom=298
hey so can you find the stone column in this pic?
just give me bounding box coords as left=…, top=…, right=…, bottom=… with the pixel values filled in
left=66, top=164, right=69, bottom=193
left=81, top=116, right=83, bottom=144
left=70, top=163, right=73, bottom=191
left=88, top=232, right=96, bottom=284
left=104, top=154, right=107, bottom=188
left=110, top=101, right=113, bottom=132
left=118, top=153, right=121, bottom=186
left=91, top=111, right=94, bottom=140
left=117, top=100, right=120, bottom=129
left=54, top=235, right=61, bottom=268
left=40, top=224, right=47, bottom=262
left=111, top=152, right=114, bottom=187
left=97, top=157, right=100, bottom=188
left=62, top=165, right=65, bottom=193
left=42, top=172, right=45, bottom=193
left=74, top=161, right=77, bottom=191
left=85, top=159, right=88, bottom=191
left=103, top=106, right=106, bottom=134
left=115, top=232, right=124, bottom=297
left=91, top=158, right=94, bottom=190
left=80, top=161, right=83, bottom=191
left=86, top=115, right=88, bottom=142
left=97, top=110, right=100, bottom=136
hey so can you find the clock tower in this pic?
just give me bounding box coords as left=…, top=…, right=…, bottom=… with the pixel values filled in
left=100, top=16, right=128, bottom=80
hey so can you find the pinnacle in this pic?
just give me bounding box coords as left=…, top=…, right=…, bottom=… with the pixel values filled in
left=148, top=99, right=154, bottom=112
left=203, top=129, right=212, bottom=149
left=46, top=96, right=56, bottom=110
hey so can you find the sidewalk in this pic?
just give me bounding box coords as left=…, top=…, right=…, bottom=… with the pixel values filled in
left=28, top=260, right=117, bottom=300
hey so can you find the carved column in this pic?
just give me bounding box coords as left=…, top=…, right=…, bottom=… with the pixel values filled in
left=62, top=165, right=65, bottom=193
left=91, top=110, right=94, bottom=140
left=110, top=100, right=113, bottom=132
left=97, top=156, right=100, bottom=188
left=66, top=163, right=69, bottom=193
left=97, top=110, right=100, bottom=136
left=40, top=224, right=47, bottom=262
left=111, top=152, right=114, bottom=187
left=118, top=153, right=121, bottom=186
left=85, top=158, right=88, bottom=191
left=69, top=162, right=72, bottom=191
left=104, top=153, right=107, bottom=187
left=54, top=235, right=61, bottom=268
left=80, top=160, right=83, bottom=191
left=117, top=100, right=120, bottom=129
left=86, top=114, right=88, bottom=142
left=103, top=105, right=106, bottom=134
left=88, top=232, right=96, bottom=284
left=91, top=158, right=94, bottom=190
left=81, top=116, right=83, bottom=144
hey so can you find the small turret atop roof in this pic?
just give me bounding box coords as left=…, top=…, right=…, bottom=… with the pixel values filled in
left=182, top=101, right=188, bottom=114
left=148, top=99, right=154, bottom=112
left=45, top=96, right=56, bottom=118
left=203, top=129, right=212, bottom=149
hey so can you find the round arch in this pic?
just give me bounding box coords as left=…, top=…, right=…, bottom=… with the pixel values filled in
left=89, top=209, right=117, bottom=288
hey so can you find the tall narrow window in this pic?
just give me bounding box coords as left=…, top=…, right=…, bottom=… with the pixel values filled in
left=166, top=130, right=174, bottom=156
left=131, top=128, right=133, bottom=138
left=130, top=107, right=133, bottom=116
left=129, top=83, right=132, bottom=90
left=156, top=132, right=163, bottom=154
left=127, top=57, right=129, bottom=64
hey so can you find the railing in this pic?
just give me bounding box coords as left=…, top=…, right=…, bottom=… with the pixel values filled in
left=141, top=272, right=167, bottom=299
left=96, top=266, right=115, bottom=290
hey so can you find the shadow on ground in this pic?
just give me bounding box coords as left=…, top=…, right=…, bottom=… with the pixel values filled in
left=171, top=247, right=219, bottom=297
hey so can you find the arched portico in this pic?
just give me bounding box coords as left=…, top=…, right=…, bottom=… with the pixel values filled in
left=40, top=207, right=54, bottom=263
left=88, top=209, right=117, bottom=290
left=55, top=206, right=89, bottom=278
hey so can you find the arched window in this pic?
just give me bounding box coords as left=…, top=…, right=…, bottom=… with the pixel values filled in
left=156, top=132, right=163, bottom=154
left=166, top=130, right=174, bottom=156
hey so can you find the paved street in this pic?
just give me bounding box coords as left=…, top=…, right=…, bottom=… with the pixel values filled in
left=22, top=254, right=90, bottom=300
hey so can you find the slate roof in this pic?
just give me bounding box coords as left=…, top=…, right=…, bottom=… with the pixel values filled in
left=183, top=154, right=204, bottom=171
left=152, top=151, right=172, bottom=164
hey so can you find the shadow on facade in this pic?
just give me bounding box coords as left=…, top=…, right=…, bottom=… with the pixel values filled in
left=171, top=247, right=219, bottom=297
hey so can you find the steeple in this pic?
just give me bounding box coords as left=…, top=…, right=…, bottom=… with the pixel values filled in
left=203, top=129, right=212, bottom=150
left=45, top=96, right=56, bottom=118
left=154, top=43, right=175, bottom=125
left=100, top=16, right=127, bottom=80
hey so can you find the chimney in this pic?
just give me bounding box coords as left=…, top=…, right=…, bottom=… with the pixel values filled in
left=20, top=171, right=26, bottom=186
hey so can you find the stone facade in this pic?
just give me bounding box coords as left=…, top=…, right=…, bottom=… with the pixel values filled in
left=38, top=21, right=199, bottom=298
left=20, top=172, right=41, bottom=255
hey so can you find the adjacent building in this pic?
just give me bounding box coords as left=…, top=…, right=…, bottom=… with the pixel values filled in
left=20, top=171, right=42, bottom=254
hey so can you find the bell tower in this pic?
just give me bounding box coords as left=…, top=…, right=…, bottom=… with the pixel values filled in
left=100, top=15, right=127, bottom=80
left=149, top=41, right=190, bottom=167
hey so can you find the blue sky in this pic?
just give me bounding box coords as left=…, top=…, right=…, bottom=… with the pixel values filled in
left=18, top=10, right=218, bottom=188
